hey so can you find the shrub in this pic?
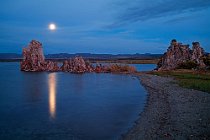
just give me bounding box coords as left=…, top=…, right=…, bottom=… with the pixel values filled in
left=109, top=64, right=136, bottom=73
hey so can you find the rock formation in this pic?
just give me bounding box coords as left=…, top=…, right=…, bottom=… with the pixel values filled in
left=95, top=64, right=110, bottom=73
left=20, top=40, right=60, bottom=72
left=191, top=42, right=206, bottom=68
left=60, top=57, right=94, bottom=73
left=20, top=40, right=47, bottom=71
left=21, top=40, right=136, bottom=73
left=157, top=39, right=206, bottom=71
left=45, top=61, right=60, bottom=72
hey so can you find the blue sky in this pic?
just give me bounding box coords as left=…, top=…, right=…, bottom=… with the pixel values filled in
left=0, top=0, right=210, bottom=54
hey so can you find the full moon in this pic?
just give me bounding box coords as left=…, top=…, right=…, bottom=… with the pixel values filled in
left=49, top=23, right=56, bottom=30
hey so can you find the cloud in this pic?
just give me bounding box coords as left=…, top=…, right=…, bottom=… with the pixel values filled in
left=112, top=0, right=210, bottom=26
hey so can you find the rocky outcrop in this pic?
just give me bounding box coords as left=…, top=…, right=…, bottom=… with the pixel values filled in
left=20, top=40, right=47, bottom=71
left=20, top=40, right=60, bottom=72
left=157, top=39, right=206, bottom=71
left=45, top=61, right=60, bottom=72
left=95, top=64, right=110, bottom=73
left=21, top=40, right=136, bottom=74
left=60, top=57, right=94, bottom=73
left=191, top=42, right=206, bottom=68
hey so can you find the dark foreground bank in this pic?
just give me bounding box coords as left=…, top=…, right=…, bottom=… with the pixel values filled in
left=122, top=73, right=210, bottom=140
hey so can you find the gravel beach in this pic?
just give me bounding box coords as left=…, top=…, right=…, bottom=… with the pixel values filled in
left=122, top=74, right=210, bottom=140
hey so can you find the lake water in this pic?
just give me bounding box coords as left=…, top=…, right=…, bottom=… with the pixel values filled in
left=131, top=64, right=156, bottom=71
left=0, top=63, right=154, bottom=140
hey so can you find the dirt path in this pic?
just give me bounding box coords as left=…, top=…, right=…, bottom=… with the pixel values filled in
left=122, top=74, right=210, bottom=140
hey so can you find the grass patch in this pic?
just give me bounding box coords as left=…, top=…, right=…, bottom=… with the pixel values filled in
left=149, top=70, right=210, bottom=93
left=179, top=79, right=210, bottom=92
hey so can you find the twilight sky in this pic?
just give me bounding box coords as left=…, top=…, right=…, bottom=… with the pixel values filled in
left=0, top=0, right=210, bottom=54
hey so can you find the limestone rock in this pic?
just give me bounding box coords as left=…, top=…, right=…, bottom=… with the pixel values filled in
left=61, top=60, right=70, bottom=72
left=72, top=57, right=88, bottom=73
left=20, top=40, right=137, bottom=73
left=20, top=40, right=46, bottom=71
left=21, top=40, right=60, bottom=72
left=95, top=64, right=110, bottom=73
left=191, top=42, right=206, bottom=68
left=60, top=57, right=94, bottom=73
left=157, top=39, right=206, bottom=71
left=46, top=61, right=60, bottom=72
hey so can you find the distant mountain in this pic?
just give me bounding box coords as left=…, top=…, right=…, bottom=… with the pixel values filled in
left=0, top=53, right=162, bottom=61
left=0, top=53, right=22, bottom=59
left=45, top=53, right=162, bottom=60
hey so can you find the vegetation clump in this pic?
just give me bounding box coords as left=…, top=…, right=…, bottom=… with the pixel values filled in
left=150, top=70, right=210, bottom=93
left=109, top=64, right=136, bottom=73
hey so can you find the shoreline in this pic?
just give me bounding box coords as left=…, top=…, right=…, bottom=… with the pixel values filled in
left=122, top=73, right=210, bottom=139
left=0, top=59, right=158, bottom=64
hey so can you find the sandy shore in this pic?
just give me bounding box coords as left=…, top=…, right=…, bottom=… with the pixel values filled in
left=122, top=73, right=210, bottom=140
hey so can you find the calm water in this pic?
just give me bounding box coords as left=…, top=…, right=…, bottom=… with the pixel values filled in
left=131, top=64, right=156, bottom=71
left=0, top=62, right=152, bottom=140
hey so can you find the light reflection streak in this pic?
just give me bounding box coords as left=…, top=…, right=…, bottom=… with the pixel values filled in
left=48, top=73, right=57, bottom=119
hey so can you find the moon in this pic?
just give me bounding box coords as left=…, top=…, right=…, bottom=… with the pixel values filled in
left=49, top=23, right=56, bottom=31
